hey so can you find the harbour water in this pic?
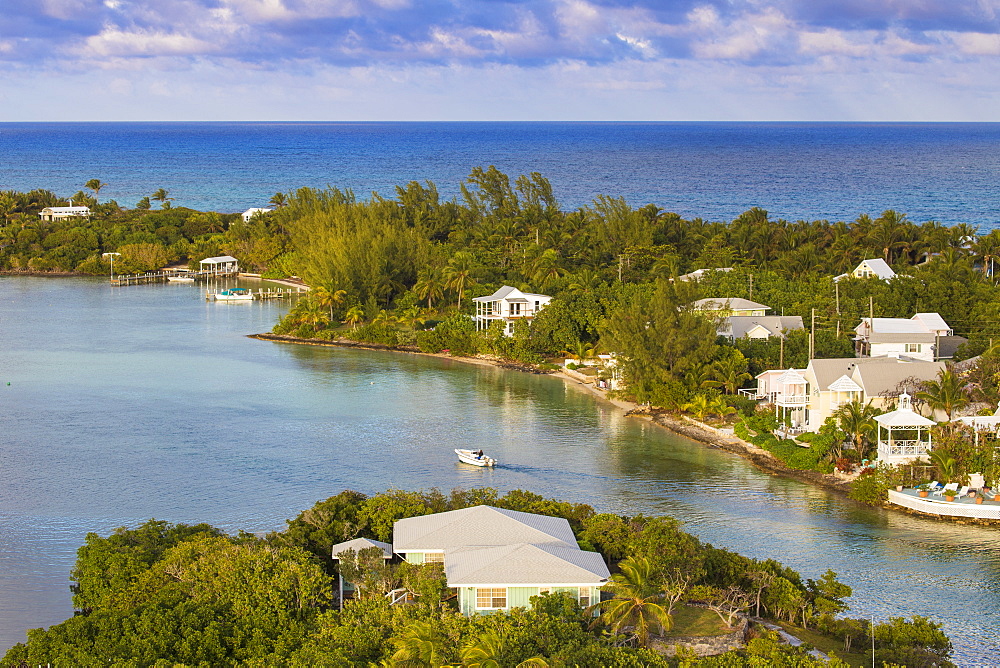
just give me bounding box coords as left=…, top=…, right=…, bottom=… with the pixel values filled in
left=1, top=122, right=999, bottom=229
left=1, top=277, right=998, bottom=661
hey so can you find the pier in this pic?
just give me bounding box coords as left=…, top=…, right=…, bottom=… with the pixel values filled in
left=110, top=267, right=236, bottom=286
left=206, top=287, right=306, bottom=301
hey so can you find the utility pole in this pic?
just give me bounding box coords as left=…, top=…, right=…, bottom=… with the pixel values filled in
left=835, top=282, right=841, bottom=338
left=810, top=308, right=815, bottom=360
left=869, top=295, right=874, bottom=321
left=749, top=273, right=753, bottom=301
left=779, top=334, right=784, bottom=369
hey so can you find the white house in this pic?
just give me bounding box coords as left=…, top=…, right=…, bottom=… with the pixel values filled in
left=330, top=537, right=393, bottom=607
left=676, top=267, right=733, bottom=282
left=755, top=356, right=945, bottom=434
left=473, top=286, right=552, bottom=336
left=854, top=313, right=954, bottom=362
left=693, top=298, right=769, bottom=317
left=719, top=315, right=804, bottom=341
left=241, top=207, right=273, bottom=223
left=835, top=258, right=896, bottom=282
left=391, top=506, right=609, bottom=616
left=39, top=205, right=91, bottom=222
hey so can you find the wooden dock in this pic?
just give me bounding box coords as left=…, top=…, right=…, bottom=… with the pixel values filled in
left=111, top=268, right=236, bottom=286
left=206, top=287, right=305, bottom=301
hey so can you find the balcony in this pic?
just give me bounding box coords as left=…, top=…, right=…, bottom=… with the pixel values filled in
left=774, top=394, right=808, bottom=406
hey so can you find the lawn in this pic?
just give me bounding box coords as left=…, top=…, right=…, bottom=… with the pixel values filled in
left=772, top=620, right=870, bottom=667
left=664, top=605, right=731, bottom=637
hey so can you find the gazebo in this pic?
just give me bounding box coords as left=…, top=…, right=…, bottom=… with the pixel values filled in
left=331, top=537, right=393, bottom=608
left=875, top=393, right=935, bottom=465
left=198, top=255, right=239, bottom=274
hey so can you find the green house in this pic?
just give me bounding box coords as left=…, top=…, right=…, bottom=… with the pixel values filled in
left=393, top=506, right=609, bottom=616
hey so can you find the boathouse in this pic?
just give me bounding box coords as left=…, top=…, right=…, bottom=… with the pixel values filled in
left=198, top=255, right=239, bottom=274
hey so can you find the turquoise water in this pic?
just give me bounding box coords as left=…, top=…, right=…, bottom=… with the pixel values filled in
left=1, top=277, right=999, bottom=661
left=1, top=122, right=999, bottom=228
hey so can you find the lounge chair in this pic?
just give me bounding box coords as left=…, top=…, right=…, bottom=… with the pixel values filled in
left=927, top=481, right=941, bottom=491
left=932, top=482, right=959, bottom=497
left=954, top=485, right=970, bottom=499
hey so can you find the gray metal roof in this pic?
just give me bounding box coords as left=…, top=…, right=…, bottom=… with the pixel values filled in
left=728, top=315, right=803, bottom=339
left=853, top=359, right=945, bottom=396
left=393, top=506, right=578, bottom=552
left=444, top=542, right=610, bottom=586
left=867, top=332, right=936, bottom=344
left=331, top=537, right=393, bottom=559
left=694, top=298, right=770, bottom=312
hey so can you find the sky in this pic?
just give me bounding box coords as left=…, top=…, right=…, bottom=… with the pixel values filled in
left=1, top=0, right=999, bottom=121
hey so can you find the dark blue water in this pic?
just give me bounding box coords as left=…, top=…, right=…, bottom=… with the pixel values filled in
left=1, top=122, right=998, bottom=228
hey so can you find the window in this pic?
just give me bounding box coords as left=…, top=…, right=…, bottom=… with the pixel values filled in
left=578, top=587, right=590, bottom=607
left=510, top=302, right=522, bottom=316
left=905, top=343, right=921, bottom=353
left=476, top=588, right=506, bottom=609
left=424, top=552, right=444, bottom=564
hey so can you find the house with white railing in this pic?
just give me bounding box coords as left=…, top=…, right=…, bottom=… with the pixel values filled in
left=751, top=357, right=945, bottom=434
left=473, top=286, right=551, bottom=336
left=39, top=204, right=91, bottom=222
left=835, top=258, right=896, bottom=282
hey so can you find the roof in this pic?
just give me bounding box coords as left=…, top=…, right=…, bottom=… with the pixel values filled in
left=199, top=255, right=239, bottom=264
left=858, top=259, right=896, bottom=280
left=676, top=267, right=733, bottom=282
left=875, top=397, right=936, bottom=427
left=693, top=298, right=770, bottom=312
left=777, top=368, right=807, bottom=384
left=936, top=335, right=968, bottom=359
left=393, top=506, right=578, bottom=552
left=445, top=542, right=609, bottom=586
left=41, top=206, right=90, bottom=213
left=827, top=374, right=863, bottom=392
left=473, top=286, right=550, bottom=303
left=912, top=313, right=951, bottom=333
left=853, top=359, right=945, bottom=396
left=728, top=315, right=804, bottom=339
left=331, top=537, right=392, bottom=559
left=955, top=415, right=1000, bottom=431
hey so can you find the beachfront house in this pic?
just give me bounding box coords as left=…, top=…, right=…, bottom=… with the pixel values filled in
left=854, top=313, right=963, bottom=362
left=39, top=204, right=91, bottom=222
left=393, top=506, right=609, bottom=616
left=473, top=286, right=552, bottom=336
left=754, top=356, right=945, bottom=434
left=718, top=315, right=804, bottom=341
left=198, top=255, right=239, bottom=274
left=835, top=258, right=896, bottom=282
left=242, top=207, right=273, bottom=223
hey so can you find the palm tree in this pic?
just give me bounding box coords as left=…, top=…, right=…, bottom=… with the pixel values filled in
left=530, top=248, right=566, bottom=291
left=833, top=401, right=881, bottom=457
left=916, top=368, right=968, bottom=420
left=389, top=621, right=450, bottom=667
left=298, top=300, right=329, bottom=333
left=344, top=305, right=365, bottom=330
left=712, top=352, right=752, bottom=395
left=311, top=285, right=346, bottom=321
left=683, top=394, right=714, bottom=421
left=84, top=179, right=106, bottom=202
left=151, top=189, right=173, bottom=209
left=443, top=251, right=477, bottom=309
left=588, top=556, right=672, bottom=648
left=268, top=192, right=288, bottom=208
left=461, top=631, right=502, bottom=668
left=929, top=449, right=958, bottom=484
left=414, top=267, right=446, bottom=309
left=135, top=196, right=151, bottom=211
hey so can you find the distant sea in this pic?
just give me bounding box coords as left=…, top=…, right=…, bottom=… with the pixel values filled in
left=0, top=122, right=998, bottom=229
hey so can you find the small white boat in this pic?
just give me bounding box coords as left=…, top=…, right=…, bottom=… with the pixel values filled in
left=213, top=288, right=253, bottom=301
left=167, top=275, right=195, bottom=283
left=456, top=448, right=497, bottom=467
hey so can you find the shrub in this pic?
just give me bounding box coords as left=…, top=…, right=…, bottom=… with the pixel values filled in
left=344, top=322, right=399, bottom=346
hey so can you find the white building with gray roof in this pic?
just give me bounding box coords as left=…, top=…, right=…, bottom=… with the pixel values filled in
left=393, top=506, right=609, bottom=615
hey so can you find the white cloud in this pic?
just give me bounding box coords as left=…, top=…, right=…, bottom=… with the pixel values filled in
left=950, top=31, right=1000, bottom=55
left=78, top=28, right=216, bottom=58
left=799, top=29, right=870, bottom=57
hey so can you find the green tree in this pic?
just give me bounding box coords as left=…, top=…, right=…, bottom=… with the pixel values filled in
left=443, top=251, right=477, bottom=309
left=414, top=267, right=446, bottom=309
left=85, top=179, right=107, bottom=202
left=832, top=401, right=881, bottom=458
left=916, top=368, right=968, bottom=420
left=712, top=349, right=752, bottom=394
left=345, top=305, right=365, bottom=329
left=589, top=556, right=672, bottom=648
left=151, top=189, right=172, bottom=209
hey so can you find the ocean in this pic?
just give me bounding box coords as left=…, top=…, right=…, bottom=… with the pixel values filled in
left=1, top=121, right=998, bottom=228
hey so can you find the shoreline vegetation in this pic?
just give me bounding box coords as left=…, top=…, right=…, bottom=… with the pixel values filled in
left=2, top=488, right=955, bottom=666
left=5, top=171, right=1000, bottom=516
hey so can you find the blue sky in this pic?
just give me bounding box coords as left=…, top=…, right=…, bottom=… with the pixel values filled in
left=2, top=0, right=999, bottom=121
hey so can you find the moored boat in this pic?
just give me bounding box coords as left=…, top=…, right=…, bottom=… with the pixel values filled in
left=213, top=288, right=253, bottom=301
left=167, top=275, right=195, bottom=283
left=456, top=448, right=497, bottom=467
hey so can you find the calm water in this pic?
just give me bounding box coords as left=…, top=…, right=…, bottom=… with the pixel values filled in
left=1, top=277, right=999, bottom=662
left=1, top=122, right=999, bottom=228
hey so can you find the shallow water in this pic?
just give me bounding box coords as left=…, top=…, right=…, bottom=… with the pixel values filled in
left=1, top=276, right=998, bottom=661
